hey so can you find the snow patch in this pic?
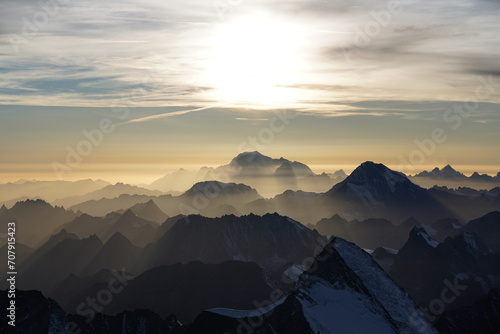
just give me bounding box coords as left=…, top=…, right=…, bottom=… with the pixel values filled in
left=208, top=297, right=286, bottom=318
left=298, top=278, right=396, bottom=334
left=346, top=183, right=383, bottom=207
left=333, top=238, right=439, bottom=334
left=463, top=233, right=478, bottom=249
left=422, top=225, right=437, bottom=236
left=417, top=230, right=439, bottom=248
left=286, top=217, right=307, bottom=231
left=283, top=264, right=308, bottom=282
left=384, top=170, right=406, bottom=192
left=381, top=247, right=399, bottom=255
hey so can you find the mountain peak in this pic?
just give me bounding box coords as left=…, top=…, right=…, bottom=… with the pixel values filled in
left=342, top=161, right=409, bottom=190
left=230, top=151, right=276, bottom=167
left=126, top=200, right=168, bottom=224
left=105, top=231, right=134, bottom=248
left=356, top=161, right=402, bottom=175
left=330, top=169, right=348, bottom=179
left=409, top=227, right=439, bottom=248
left=442, top=164, right=455, bottom=171
left=275, top=161, right=295, bottom=176
left=47, top=228, right=79, bottom=245
left=324, top=161, right=454, bottom=222
left=121, top=208, right=137, bottom=219
left=133, top=199, right=161, bottom=212
left=193, top=236, right=438, bottom=333
left=415, top=165, right=466, bottom=179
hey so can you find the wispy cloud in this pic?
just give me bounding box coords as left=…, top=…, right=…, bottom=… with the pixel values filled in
left=0, top=0, right=499, bottom=114
left=123, top=105, right=217, bottom=124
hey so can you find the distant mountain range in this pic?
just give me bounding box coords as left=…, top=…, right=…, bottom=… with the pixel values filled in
left=0, top=176, right=500, bottom=334
left=0, top=199, right=76, bottom=247
left=0, top=179, right=110, bottom=203
left=149, top=151, right=344, bottom=196
left=67, top=181, right=262, bottom=217
left=57, top=209, right=159, bottom=247
left=2, top=161, right=499, bottom=250
left=412, top=165, right=500, bottom=183
left=1, top=155, right=498, bottom=210
left=52, top=183, right=165, bottom=208
left=2, top=152, right=500, bottom=333
left=148, top=161, right=499, bottom=224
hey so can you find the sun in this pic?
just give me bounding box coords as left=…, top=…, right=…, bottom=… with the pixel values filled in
left=206, top=15, right=305, bottom=107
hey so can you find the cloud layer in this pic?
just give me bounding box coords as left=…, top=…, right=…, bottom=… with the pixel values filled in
left=0, top=0, right=498, bottom=111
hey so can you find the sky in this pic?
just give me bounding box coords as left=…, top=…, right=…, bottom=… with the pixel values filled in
left=0, top=0, right=499, bottom=183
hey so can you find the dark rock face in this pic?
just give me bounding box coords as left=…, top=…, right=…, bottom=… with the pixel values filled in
left=314, top=214, right=420, bottom=250
left=106, top=261, right=282, bottom=323
left=463, top=211, right=500, bottom=253
left=424, top=218, right=463, bottom=242
left=391, top=228, right=500, bottom=310
left=436, top=289, right=500, bottom=334
left=17, top=235, right=103, bottom=293
left=0, top=290, right=183, bottom=334
left=144, top=213, right=324, bottom=271
left=0, top=290, right=67, bottom=334
left=372, top=247, right=398, bottom=273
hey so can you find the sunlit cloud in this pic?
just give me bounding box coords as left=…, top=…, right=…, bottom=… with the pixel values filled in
left=124, top=106, right=216, bottom=124
left=0, top=0, right=498, bottom=111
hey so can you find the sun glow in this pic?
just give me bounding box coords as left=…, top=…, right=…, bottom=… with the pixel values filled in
left=207, top=16, right=306, bottom=107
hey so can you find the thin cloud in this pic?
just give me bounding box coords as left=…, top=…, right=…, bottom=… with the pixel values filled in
left=123, top=105, right=216, bottom=124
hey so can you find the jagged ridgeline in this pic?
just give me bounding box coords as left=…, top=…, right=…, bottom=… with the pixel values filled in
left=1, top=236, right=439, bottom=334
left=1, top=154, right=499, bottom=334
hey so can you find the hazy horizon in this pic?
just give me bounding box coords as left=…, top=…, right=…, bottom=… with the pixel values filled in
left=1, top=155, right=498, bottom=185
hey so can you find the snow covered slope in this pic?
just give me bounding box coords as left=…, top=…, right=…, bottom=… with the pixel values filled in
left=187, top=237, right=438, bottom=334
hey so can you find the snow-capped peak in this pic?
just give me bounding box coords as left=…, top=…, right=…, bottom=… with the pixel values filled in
left=415, top=228, right=439, bottom=248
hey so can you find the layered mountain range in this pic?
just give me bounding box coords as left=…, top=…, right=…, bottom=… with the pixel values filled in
left=411, top=165, right=500, bottom=190
left=1, top=152, right=499, bottom=333
left=2, top=237, right=440, bottom=334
